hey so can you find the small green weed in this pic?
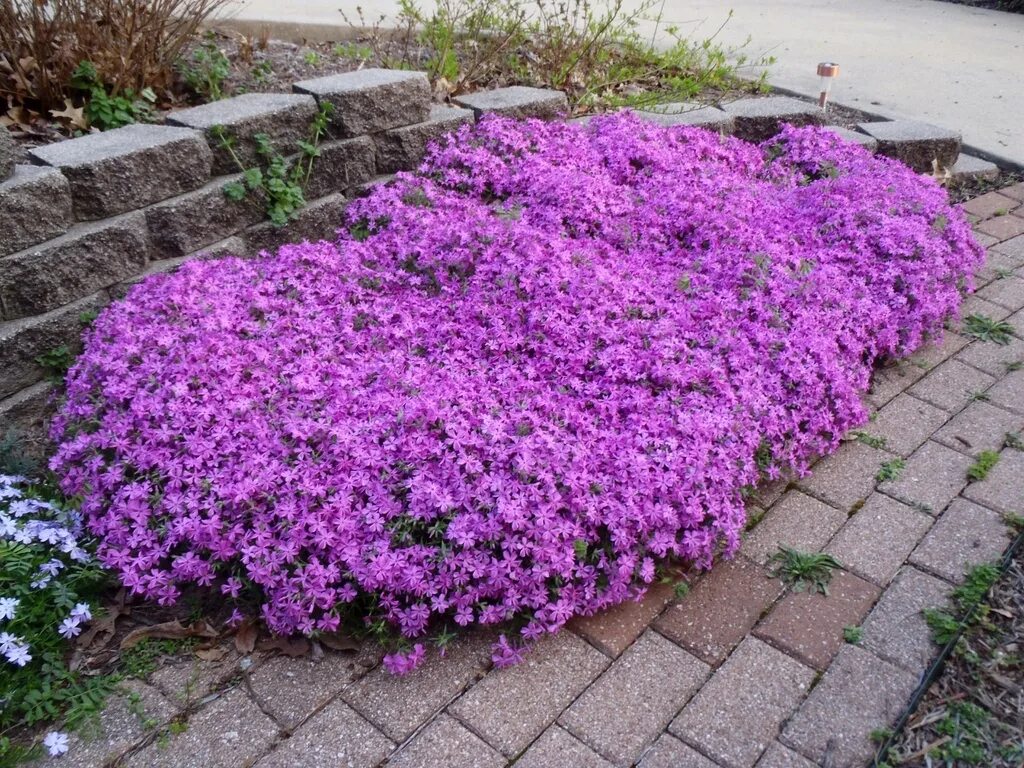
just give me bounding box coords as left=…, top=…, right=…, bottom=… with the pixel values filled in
left=251, top=59, right=273, bottom=86
left=217, top=101, right=333, bottom=227
left=180, top=36, right=231, bottom=100
left=767, top=547, right=841, bottom=595
left=966, top=450, right=1000, bottom=482
left=71, top=61, right=156, bottom=130
left=673, top=581, right=690, bottom=599
left=968, top=390, right=990, bottom=402
left=303, top=50, right=322, bottom=66
left=851, top=430, right=887, bottom=449
left=962, top=315, right=1014, bottom=345
left=876, top=458, right=905, bottom=483
left=35, top=345, right=73, bottom=378
left=843, top=625, right=863, bottom=644
left=1004, top=431, right=1023, bottom=451
left=121, top=638, right=196, bottom=680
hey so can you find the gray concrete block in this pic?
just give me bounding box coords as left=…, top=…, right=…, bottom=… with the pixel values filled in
left=110, top=236, right=246, bottom=300
left=950, top=153, right=999, bottom=183
left=455, top=86, right=568, bottom=121
left=29, top=124, right=211, bottom=220
left=166, top=92, right=318, bottom=175
left=857, top=120, right=962, bottom=172
left=0, top=213, right=150, bottom=321
left=0, top=292, right=107, bottom=400
left=0, top=165, right=73, bottom=257
left=0, top=380, right=55, bottom=460
left=374, top=105, right=474, bottom=174
left=243, top=193, right=347, bottom=254
left=303, top=135, right=377, bottom=199
left=294, top=69, right=431, bottom=137
left=145, top=175, right=263, bottom=259
left=823, top=125, right=878, bottom=152
left=0, top=127, right=15, bottom=180
left=636, top=103, right=734, bottom=133
left=722, top=96, right=825, bottom=142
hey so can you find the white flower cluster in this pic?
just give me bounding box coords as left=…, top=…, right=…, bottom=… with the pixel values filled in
left=0, top=475, right=94, bottom=668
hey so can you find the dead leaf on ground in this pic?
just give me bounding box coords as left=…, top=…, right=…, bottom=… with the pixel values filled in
left=120, top=620, right=219, bottom=650
left=233, top=620, right=258, bottom=654
left=50, top=98, right=88, bottom=130
left=318, top=631, right=361, bottom=653
left=257, top=635, right=310, bottom=658
left=194, top=646, right=228, bottom=662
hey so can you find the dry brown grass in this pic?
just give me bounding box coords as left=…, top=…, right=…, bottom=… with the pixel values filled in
left=0, top=0, right=232, bottom=113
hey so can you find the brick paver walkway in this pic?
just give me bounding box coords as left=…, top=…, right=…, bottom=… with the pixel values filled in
left=45, top=185, right=1024, bottom=768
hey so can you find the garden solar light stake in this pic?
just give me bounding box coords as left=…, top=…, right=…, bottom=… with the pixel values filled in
left=817, top=62, right=839, bottom=111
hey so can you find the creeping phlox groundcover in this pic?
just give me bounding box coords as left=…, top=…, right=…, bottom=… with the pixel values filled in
left=51, top=115, right=982, bottom=672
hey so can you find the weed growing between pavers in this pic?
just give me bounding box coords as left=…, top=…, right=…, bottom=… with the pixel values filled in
left=49, top=116, right=983, bottom=673
left=767, top=547, right=841, bottom=595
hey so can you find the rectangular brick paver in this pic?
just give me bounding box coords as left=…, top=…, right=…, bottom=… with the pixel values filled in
left=878, top=440, right=974, bottom=515
left=908, top=358, right=996, bottom=413
left=671, top=637, right=815, bottom=768
left=781, top=646, right=918, bottom=768
left=864, top=394, right=949, bottom=457
left=570, top=580, right=676, bottom=658
left=254, top=700, right=393, bottom=768
left=866, top=359, right=927, bottom=409
left=449, top=630, right=609, bottom=757
left=986, top=367, right=1024, bottom=414
left=559, top=631, right=709, bottom=767
left=341, top=631, right=492, bottom=741
left=248, top=649, right=377, bottom=730
left=125, top=688, right=280, bottom=768
left=962, top=191, right=1019, bottom=219
left=387, top=714, right=505, bottom=768
left=654, top=557, right=783, bottom=666
left=963, top=446, right=1024, bottom=514
left=976, top=214, right=1024, bottom=242
left=754, top=570, right=881, bottom=671
left=825, top=493, right=933, bottom=586
left=755, top=742, right=818, bottom=768
left=977, top=274, right=1024, bottom=312
left=861, top=566, right=952, bottom=672
left=741, top=490, right=847, bottom=565
left=909, top=498, right=1013, bottom=583
left=797, top=441, right=888, bottom=512
left=933, top=400, right=1023, bottom=456
left=515, top=727, right=613, bottom=768
left=638, top=734, right=718, bottom=768
left=957, top=335, right=1024, bottom=377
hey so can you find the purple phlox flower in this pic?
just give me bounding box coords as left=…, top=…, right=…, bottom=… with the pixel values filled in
left=0, top=597, right=18, bottom=621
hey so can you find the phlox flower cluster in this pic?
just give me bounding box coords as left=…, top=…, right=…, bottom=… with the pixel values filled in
left=50, top=116, right=982, bottom=671
left=0, top=475, right=95, bottom=672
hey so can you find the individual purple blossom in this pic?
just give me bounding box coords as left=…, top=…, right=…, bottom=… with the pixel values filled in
left=58, top=617, right=83, bottom=639
left=48, top=116, right=983, bottom=671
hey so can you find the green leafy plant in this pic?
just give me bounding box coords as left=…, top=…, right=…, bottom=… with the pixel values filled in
left=303, top=50, right=322, bottom=66
left=767, top=547, right=841, bottom=595
left=216, top=102, right=334, bottom=227
left=962, top=314, right=1014, bottom=345
left=851, top=430, right=886, bottom=449
left=924, top=563, right=1001, bottom=646
left=251, top=59, right=273, bottom=86
left=70, top=61, right=156, bottom=130
left=876, top=458, right=905, bottom=483
left=180, top=36, right=232, bottom=100
left=1004, top=431, right=1023, bottom=451
left=843, top=625, right=863, bottom=644
left=35, top=346, right=73, bottom=379
left=966, top=450, right=1000, bottom=482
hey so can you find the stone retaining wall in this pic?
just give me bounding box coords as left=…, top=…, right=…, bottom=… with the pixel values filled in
left=0, top=79, right=987, bottom=457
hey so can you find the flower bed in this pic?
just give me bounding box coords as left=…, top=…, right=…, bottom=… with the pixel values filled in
left=50, top=115, right=982, bottom=670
